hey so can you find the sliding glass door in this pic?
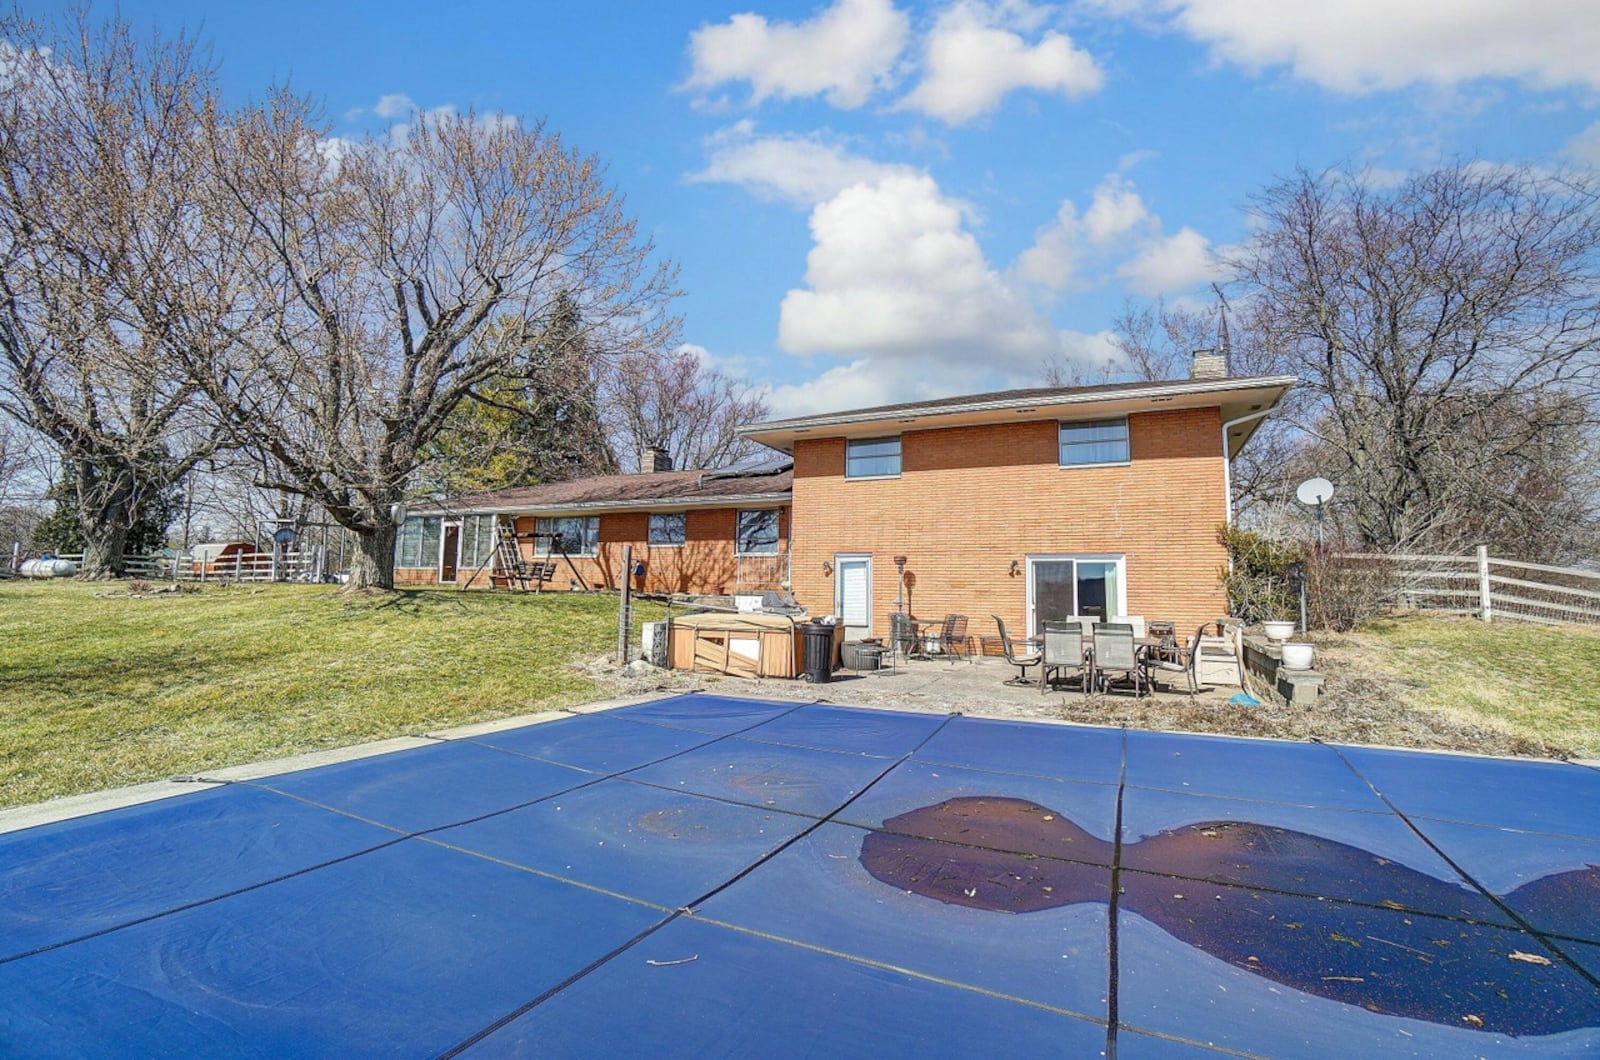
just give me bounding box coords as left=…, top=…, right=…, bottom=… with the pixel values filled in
left=1026, top=555, right=1125, bottom=637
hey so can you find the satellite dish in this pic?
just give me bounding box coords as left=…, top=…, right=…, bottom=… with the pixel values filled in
left=1295, top=477, right=1335, bottom=506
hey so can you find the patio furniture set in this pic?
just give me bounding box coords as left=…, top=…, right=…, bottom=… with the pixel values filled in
left=992, top=616, right=1244, bottom=698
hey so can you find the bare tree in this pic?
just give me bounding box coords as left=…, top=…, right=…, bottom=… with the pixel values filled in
left=1236, top=165, right=1600, bottom=554
left=189, top=99, right=678, bottom=589
left=0, top=12, right=225, bottom=575
left=606, top=347, right=769, bottom=471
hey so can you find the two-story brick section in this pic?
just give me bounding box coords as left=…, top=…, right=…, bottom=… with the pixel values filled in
left=397, top=358, right=1293, bottom=640
left=738, top=360, right=1294, bottom=639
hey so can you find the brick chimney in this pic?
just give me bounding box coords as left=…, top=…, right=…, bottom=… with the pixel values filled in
left=639, top=445, right=672, bottom=473
left=1190, top=348, right=1228, bottom=380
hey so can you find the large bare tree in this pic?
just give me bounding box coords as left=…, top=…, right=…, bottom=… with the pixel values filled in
left=189, top=99, right=678, bottom=588
left=606, top=347, right=769, bottom=472
left=0, top=13, right=225, bottom=575
left=1236, top=165, right=1600, bottom=554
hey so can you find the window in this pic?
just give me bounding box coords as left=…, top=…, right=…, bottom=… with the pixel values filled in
left=649, top=512, right=686, bottom=546
left=1059, top=418, right=1129, bottom=466
left=394, top=516, right=442, bottom=569
left=536, top=516, right=600, bottom=555
left=460, top=515, right=497, bottom=569
left=846, top=436, right=901, bottom=478
left=736, top=509, right=779, bottom=554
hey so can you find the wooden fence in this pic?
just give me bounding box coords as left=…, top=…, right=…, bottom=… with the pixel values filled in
left=1340, top=546, right=1600, bottom=627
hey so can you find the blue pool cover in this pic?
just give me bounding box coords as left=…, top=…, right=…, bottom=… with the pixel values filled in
left=3, top=694, right=1599, bottom=1057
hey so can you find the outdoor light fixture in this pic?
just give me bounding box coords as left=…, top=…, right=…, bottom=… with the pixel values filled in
left=822, top=560, right=833, bottom=575
left=1009, top=559, right=1021, bottom=576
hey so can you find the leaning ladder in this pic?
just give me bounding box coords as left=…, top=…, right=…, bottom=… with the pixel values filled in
left=490, top=519, right=529, bottom=591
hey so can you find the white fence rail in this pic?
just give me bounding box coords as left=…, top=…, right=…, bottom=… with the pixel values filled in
left=1341, top=546, right=1600, bottom=627
left=36, top=547, right=331, bottom=583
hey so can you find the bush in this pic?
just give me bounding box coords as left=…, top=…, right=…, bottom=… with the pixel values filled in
left=1305, top=548, right=1394, bottom=632
left=1219, top=525, right=1302, bottom=624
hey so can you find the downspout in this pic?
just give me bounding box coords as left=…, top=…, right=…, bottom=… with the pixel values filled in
left=1220, top=392, right=1288, bottom=524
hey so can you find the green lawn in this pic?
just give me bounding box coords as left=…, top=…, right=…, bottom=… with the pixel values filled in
left=1316, top=614, right=1600, bottom=757
left=0, top=580, right=663, bottom=808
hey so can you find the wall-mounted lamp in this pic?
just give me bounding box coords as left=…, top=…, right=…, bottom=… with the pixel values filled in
left=1009, top=559, right=1021, bottom=576
left=821, top=560, right=833, bottom=575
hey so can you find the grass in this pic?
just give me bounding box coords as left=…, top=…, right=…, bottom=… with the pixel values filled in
left=0, top=580, right=664, bottom=808
left=1313, top=613, right=1600, bottom=758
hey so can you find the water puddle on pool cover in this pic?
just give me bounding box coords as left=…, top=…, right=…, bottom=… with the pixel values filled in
left=858, top=797, right=1600, bottom=1037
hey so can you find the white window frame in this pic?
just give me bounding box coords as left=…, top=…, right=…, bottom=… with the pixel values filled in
left=736, top=508, right=780, bottom=556
left=845, top=436, right=902, bottom=479
left=1058, top=417, right=1131, bottom=468
left=536, top=516, right=601, bottom=556
left=394, top=515, right=443, bottom=569
left=648, top=512, right=686, bottom=546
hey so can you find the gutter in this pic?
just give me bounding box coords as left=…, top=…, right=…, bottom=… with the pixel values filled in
left=740, top=374, right=1300, bottom=436
left=1220, top=390, right=1289, bottom=523
left=413, top=491, right=792, bottom=518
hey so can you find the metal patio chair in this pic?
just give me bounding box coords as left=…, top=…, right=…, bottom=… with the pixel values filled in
left=1040, top=621, right=1090, bottom=694
left=940, top=613, right=972, bottom=663
left=1092, top=623, right=1146, bottom=697
left=992, top=615, right=1040, bottom=685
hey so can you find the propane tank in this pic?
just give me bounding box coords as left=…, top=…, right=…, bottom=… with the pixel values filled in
left=20, top=557, right=78, bottom=578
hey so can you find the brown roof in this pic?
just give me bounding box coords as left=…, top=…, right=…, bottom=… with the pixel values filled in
left=416, top=464, right=793, bottom=515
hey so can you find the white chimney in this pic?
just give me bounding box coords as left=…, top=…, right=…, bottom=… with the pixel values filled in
left=1190, top=348, right=1228, bottom=380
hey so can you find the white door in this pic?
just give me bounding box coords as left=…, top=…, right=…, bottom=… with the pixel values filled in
left=834, top=554, right=872, bottom=633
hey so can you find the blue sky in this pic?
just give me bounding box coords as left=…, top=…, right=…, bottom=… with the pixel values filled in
left=101, top=0, right=1600, bottom=415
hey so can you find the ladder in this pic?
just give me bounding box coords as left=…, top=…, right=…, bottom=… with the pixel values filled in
left=488, top=519, right=529, bottom=591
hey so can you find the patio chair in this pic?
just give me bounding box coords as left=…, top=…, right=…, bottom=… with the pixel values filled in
left=1092, top=624, right=1146, bottom=697
left=991, top=615, right=1040, bottom=685
left=889, top=612, right=924, bottom=664
left=1108, top=615, right=1146, bottom=638
left=1143, top=625, right=1201, bottom=697
left=1040, top=621, right=1090, bottom=694
left=940, top=613, right=972, bottom=663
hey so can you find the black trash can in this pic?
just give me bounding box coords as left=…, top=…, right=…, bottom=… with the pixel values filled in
left=800, top=622, right=836, bottom=683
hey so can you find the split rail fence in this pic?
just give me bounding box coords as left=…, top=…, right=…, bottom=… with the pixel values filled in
left=32, top=547, right=331, bottom=583
left=1341, top=546, right=1600, bottom=627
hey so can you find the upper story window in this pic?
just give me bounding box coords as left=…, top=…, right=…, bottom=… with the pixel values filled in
left=1059, top=418, right=1130, bottom=467
left=536, top=516, right=600, bottom=555
left=736, top=509, right=780, bottom=554
left=846, top=436, right=901, bottom=478
left=649, top=512, right=686, bottom=546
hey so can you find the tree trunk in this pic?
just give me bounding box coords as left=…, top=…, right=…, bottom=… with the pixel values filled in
left=347, top=522, right=398, bottom=591
left=78, top=522, right=130, bottom=579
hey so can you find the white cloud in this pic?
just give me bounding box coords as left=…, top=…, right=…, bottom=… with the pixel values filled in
left=688, top=124, right=918, bottom=206
left=1014, top=174, right=1155, bottom=289
left=1108, top=0, right=1600, bottom=93
left=898, top=1, right=1103, bottom=123
left=1117, top=226, right=1220, bottom=294
left=373, top=93, right=417, bottom=119
left=779, top=174, right=1061, bottom=364
left=1565, top=121, right=1600, bottom=169
left=683, top=0, right=909, bottom=109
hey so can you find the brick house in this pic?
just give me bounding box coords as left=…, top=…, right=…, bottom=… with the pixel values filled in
left=397, top=365, right=1293, bottom=641
left=395, top=453, right=792, bottom=596
left=737, top=367, right=1294, bottom=640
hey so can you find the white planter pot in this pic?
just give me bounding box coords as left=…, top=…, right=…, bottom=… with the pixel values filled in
left=1262, top=620, right=1296, bottom=643
left=1280, top=642, right=1314, bottom=670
